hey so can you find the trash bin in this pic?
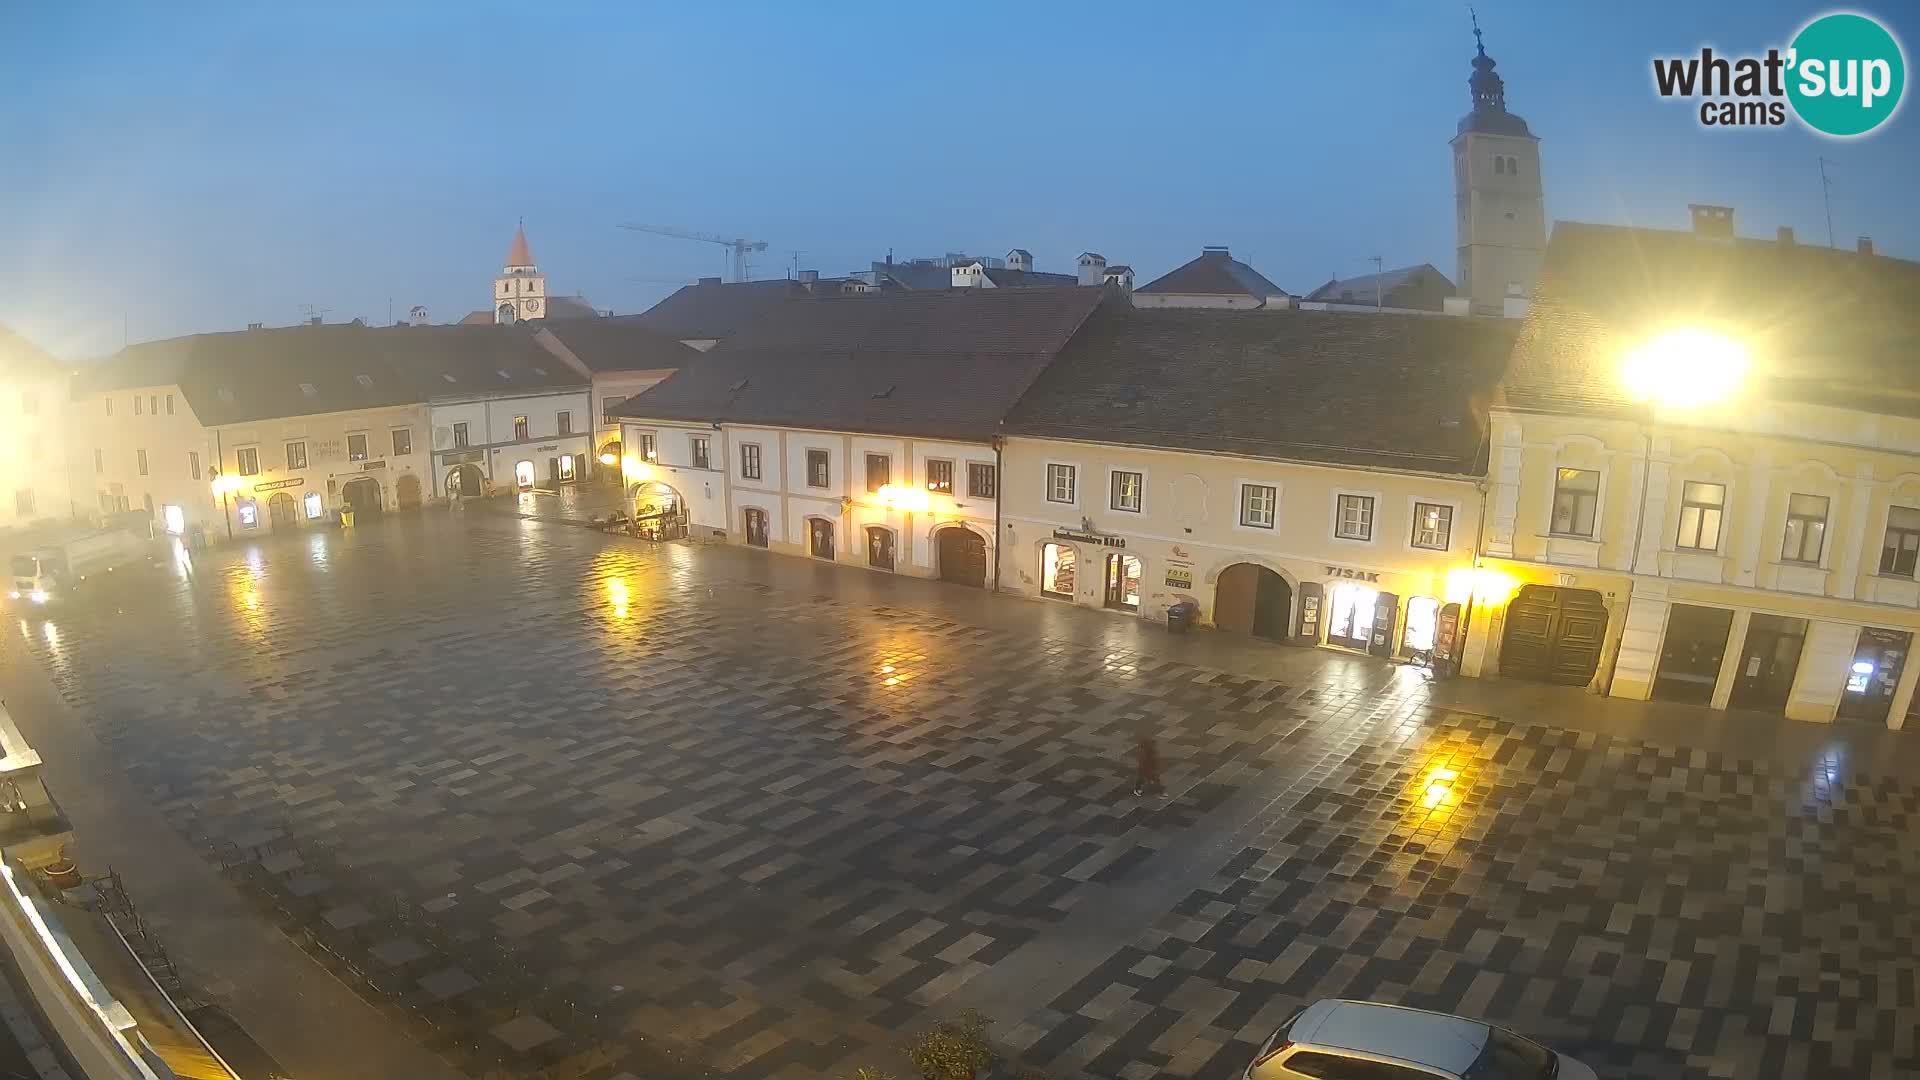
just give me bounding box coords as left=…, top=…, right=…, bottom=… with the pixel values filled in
left=339, top=509, right=356, bottom=529
left=1167, top=600, right=1199, bottom=634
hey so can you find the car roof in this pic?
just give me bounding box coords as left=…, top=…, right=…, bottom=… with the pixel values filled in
left=1291, top=1000, right=1491, bottom=1075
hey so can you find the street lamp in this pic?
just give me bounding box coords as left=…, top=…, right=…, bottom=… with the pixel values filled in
left=1620, top=327, right=1751, bottom=409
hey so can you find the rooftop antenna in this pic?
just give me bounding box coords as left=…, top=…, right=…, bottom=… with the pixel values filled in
left=1369, top=255, right=1384, bottom=310
left=1818, top=155, right=1836, bottom=248
left=1471, top=6, right=1483, bottom=52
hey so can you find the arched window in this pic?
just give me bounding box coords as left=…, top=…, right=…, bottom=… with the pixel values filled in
left=866, top=526, right=896, bottom=570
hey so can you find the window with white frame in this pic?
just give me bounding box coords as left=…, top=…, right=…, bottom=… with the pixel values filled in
left=925, top=459, right=953, bottom=493
left=1781, top=493, right=1828, bottom=564
left=968, top=462, right=996, bottom=498
left=691, top=436, right=711, bottom=470
left=1411, top=502, right=1452, bottom=550
left=1550, top=468, right=1599, bottom=537
left=1240, top=484, right=1276, bottom=528
left=1676, top=481, right=1725, bottom=551
left=806, top=449, right=830, bottom=488
left=347, top=433, right=368, bottom=462
left=1880, top=506, right=1920, bottom=577
left=1110, top=470, right=1143, bottom=513
left=286, top=441, right=308, bottom=470
left=236, top=447, right=260, bottom=476
left=865, top=453, right=890, bottom=493
left=1335, top=494, right=1374, bottom=540
left=1046, top=464, right=1076, bottom=504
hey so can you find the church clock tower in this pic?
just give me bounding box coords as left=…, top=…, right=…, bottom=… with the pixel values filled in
left=494, top=221, right=546, bottom=324
left=1450, top=21, right=1545, bottom=316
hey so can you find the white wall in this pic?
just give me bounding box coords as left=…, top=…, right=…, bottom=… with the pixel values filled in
left=619, top=420, right=727, bottom=532
left=429, top=388, right=592, bottom=493
left=68, top=382, right=220, bottom=535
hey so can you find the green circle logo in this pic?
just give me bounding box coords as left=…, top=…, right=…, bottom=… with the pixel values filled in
left=1788, top=12, right=1906, bottom=136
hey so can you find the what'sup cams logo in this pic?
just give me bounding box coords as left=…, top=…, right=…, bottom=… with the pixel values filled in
left=1652, top=11, right=1906, bottom=136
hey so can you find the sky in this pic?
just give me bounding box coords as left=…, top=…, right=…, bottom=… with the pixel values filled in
left=3, top=1, right=1916, bottom=359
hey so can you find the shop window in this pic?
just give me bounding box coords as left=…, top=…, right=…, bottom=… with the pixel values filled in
left=691, top=436, right=711, bottom=470
left=1550, top=468, right=1599, bottom=537
left=162, top=505, right=185, bottom=535
left=1110, top=470, right=1143, bottom=513
left=513, top=415, right=530, bottom=440
left=1880, top=506, right=1920, bottom=577
left=1041, top=543, right=1077, bottom=598
left=926, top=459, right=954, bottom=494
left=807, top=449, right=830, bottom=488
left=968, top=462, right=997, bottom=499
left=1046, top=464, right=1076, bottom=504
left=1781, top=493, right=1828, bottom=564
left=1240, top=484, right=1276, bottom=528
left=392, top=428, right=412, bottom=456
left=1335, top=494, right=1374, bottom=540
left=866, top=527, right=896, bottom=570
left=347, top=433, right=368, bottom=462
left=1402, top=596, right=1440, bottom=654
left=740, top=442, right=762, bottom=480
left=304, top=492, right=324, bottom=519
left=1411, top=502, right=1452, bottom=550
left=452, top=423, right=470, bottom=449
left=287, top=441, right=308, bottom=470
left=865, top=453, right=890, bottom=493
left=1676, top=481, right=1725, bottom=551
left=236, top=447, right=260, bottom=476
left=559, top=454, right=576, bottom=482
left=237, top=497, right=259, bottom=529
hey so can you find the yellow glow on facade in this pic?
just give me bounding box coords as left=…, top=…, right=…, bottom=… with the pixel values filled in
left=874, top=484, right=932, bottom=513
left=211, top=474, right=247, bottom=495
left=1621, top=328, right=1750, bottom=408
left=599, top=452, right=618, bottom=466
left=1444, top=567, right=1518, bottom=607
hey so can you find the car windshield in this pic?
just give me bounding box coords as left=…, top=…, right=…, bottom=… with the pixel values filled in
left=9, top=556, right=37, bottom=577
left=1465, top=1029, right=1557, bottom=1080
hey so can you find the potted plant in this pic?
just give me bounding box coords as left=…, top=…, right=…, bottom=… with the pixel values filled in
left=904, top=1010, right=996, bottom=1080
left=45, top=846, right=81, bottom=889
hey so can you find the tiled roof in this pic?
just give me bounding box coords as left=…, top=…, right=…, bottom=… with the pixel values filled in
left=1304, top=264, right=1455, bottom=311
left=981, top=268, right=1079, bottom=288
left=540, top=317, right=705, bottom=373
left=75, top=324, right=575, bottom=425
left=1004, top=307, right=1517, bottom=475
left=632, top=278, right=814, bottom=341
left=542, top=295, right=600, bottom=320
left=506, top=224, right=533, bottom=268
left=1136, top=247, right=1289, bottom=299
left=1503, top=222, right=1920, bottom=418
left=616, top=286, right=1109, bottom=442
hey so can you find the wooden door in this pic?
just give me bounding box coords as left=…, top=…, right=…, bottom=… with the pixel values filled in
left=808, top=518, right=835, bottom=560
left=937, top=529, right=986, bottom=587
left=1728, top=614, right=1806, bottom=714
left=744, top=508, right=769, bottom=548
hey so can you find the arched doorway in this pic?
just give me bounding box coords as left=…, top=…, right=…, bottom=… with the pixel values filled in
left=806, top=518, right=835, bottom=560
left=513, top=459, right=536, bottom=490
left=629, top=482, right=685, bottom=540
left=935, top=527, right=987, bottom=587
left=743, top=508, right=769, bottom=547
left=865, top=526, right=896, bottom=570
left=1214, top=562, right=1292, bottom=641
left=396, top=474, right=422, bottom=509
left=446, top=464, right=484, bottom=498
left=341, top=478, right=383, bottom=517
left=267, top=492, right=298, bottom=529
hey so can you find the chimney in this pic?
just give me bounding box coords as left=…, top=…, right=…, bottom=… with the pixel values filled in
left=307, top=316, right=323, bottom=326
left=1778, top=226, right=1795, bottom=246
left=698, top=276, right=722, bottom=286
left=1076, top=252, right=1107, bottom=287
left=1858, top=236, right=1875, bottom=257
left=1688, top=204, right=1735, bottom=240
left=797, top=269, right=819, bottom=285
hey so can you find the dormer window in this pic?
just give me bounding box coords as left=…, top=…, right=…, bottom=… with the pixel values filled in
left=354, top=374, right=373, bottom=388
left=299, top=382, right=318, bottom=397
left=442, top=373, right=457, bottom=384
left=497, top=369, right=512, bottom=380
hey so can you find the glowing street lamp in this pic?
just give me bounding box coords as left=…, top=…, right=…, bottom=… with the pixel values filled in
left=1620, top=328, right=1751, bottom=409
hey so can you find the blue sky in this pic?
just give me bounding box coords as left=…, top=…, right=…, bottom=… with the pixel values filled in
left=3, top=1, right=1915, bottom=358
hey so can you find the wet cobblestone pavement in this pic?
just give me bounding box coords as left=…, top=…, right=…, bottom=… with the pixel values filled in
left=6, top=513, right=1918, bottom=1079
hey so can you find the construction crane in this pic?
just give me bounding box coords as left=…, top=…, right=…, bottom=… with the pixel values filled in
left=617, top=223, right=768, bottom=283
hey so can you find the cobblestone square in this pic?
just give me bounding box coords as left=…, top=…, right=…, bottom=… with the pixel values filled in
left=7, top=513, right=1917, bottom=1079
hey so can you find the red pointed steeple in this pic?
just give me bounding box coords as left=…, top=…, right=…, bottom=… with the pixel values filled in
left=506, top=219, right=534, bottom=269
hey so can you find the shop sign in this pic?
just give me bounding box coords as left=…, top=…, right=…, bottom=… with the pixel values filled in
left=1165, top=567, right=1193, bottom=590
left=313, top=439, right=344, bottom=459
left=537, top=444, right=559, bottom=452
left=361, top=459, right=387, bottom=471
left=1171, top=545, right=1193, bottom=560
left=253, top=477, right=304, bottom=491
left=443, top=449, right=484, bottom=465
left=1324, top=565, right=1380, bottom=582
left=1053, top=527, right=1124, bottom=548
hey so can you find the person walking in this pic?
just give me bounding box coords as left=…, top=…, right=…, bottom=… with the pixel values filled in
left=1132, top=729, right=1165, bottom=798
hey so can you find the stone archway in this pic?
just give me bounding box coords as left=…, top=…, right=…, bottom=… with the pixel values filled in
left=396, top=474, right=422, bottom=509
left=933, top=525, right=987, bottom=588
left=446, top=463, right=484, bottom=498
left=629, top=482, right=686, bottom=540
left=341, top=477, right=383, bottom=517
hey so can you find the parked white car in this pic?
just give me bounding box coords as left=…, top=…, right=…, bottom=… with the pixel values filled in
left=1246, top=999, right=1599, bottom=1080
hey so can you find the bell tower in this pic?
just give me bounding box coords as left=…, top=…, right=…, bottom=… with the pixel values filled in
left=494, top=220, right=546, bottom=323
left=1450, top=16, right=1545, bottom=316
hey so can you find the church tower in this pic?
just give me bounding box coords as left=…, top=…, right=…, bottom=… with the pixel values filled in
left=1450, top=20, right=1545, bottom=316
left=494, top=222, right=546, bottom=323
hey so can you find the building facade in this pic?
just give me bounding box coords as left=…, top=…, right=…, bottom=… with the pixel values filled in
left=1, top=328, right=79, bottom=532
left=1462, top=216, right=1920, bottom=729
left=69, top=376, right=219, bottom=538
left=211, top=402, right=430, bottom=534
left=429, top=388, right=591, bottom=497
